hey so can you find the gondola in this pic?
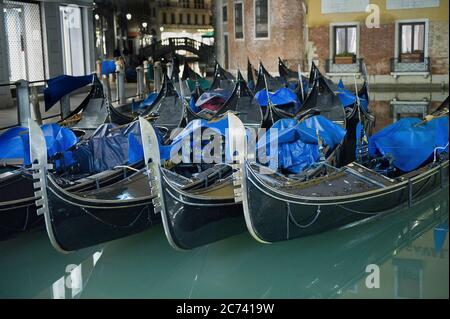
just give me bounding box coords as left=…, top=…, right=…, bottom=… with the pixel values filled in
left=107, top=74, right=174, bottom=125
left=140, top=113, right=248, bottom=251
left=210, top=61, right=235, bottom=91
left=0, top=74, right=114, bottom=239
left=184, top=70, right=262, bottom=127
left=278, top=57, right=309, bottom=100
left=140, top=74, right=263, bottom=250
left=254, top=61, right=283, bottom=93
left=247, top=59, right=257, bottom=92
left=238, top=100, right=449, bottom=244
left=24, top=75, right=191, bottom=252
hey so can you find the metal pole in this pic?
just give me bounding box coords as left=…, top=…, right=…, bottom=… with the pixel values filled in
left=154, top=61, right=162, bottom=93
left=102, top=75, right=112, bottom=103
left=60, top=94, right=71, bottom=119
left=136, top=66, right=145, bottom=98
left=16, top=80, right=31, bottom=127
left=117, top=69, right=126, bottom=105
left=143, top=60, right=149, bottom=94
left=30, top=85, right=42, bottom=125
left=298, top=64, right=305, bottom=102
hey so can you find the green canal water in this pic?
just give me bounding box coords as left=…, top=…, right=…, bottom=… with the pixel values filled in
left=0, top=187, right=448, bottom=299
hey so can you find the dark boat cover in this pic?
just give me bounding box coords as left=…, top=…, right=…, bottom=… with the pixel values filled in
left=257, top=116, right=347, bottom=173
left=66, top=121, right=164, bottom=174
left=0, top=124, right=77, bottom=165
left=368, top=116, right=449, bottom=172
left=44, top=74, right=95, bottom=111
left=195, top=89, right=232, bottom=110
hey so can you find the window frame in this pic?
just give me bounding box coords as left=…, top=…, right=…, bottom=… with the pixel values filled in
left=222, top=4, right=228, bottom=24
left=395, top=19, right=429, bottom=63
left=329, top=22, right=360, bottom=62
left=234, top=1, right=244, bottom=40
left=399, top=22, right=426, bottom=59
left=254, top=0, right=270, bottom=40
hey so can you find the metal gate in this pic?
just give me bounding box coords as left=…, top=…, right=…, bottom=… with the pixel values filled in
left=3, top=0, right=45, bottom=82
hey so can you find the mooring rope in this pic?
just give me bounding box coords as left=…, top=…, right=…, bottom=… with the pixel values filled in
left=287, top=202, right=322, bottom=229
left=80, top=205, right=151, bottom=229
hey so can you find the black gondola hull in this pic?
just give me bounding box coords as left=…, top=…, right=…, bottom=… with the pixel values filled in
left=159, top=171, right=246, bottom=250
left=45, top=176, right=159, bottom=251
left=243, top=161, right=449, bottom=243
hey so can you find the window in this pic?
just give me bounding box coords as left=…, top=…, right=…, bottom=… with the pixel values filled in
left=203, top=14, right=206, bottom=25
left=179, top=0, right=189, bottom=8
left=399, top=22, right=425, bottom=62
left=222, top=5, right=228, bottom=23
left=179, top=13, right=183, bottom=24
left=171, top=13, right=175, bottom=24
left=187, top=14, right=191, bottom=25
left=255, top=0, right=269, bottom=38
left=152, top=7, right=156, bottom=18
left=194, top=14, right=198, bottom=25
left=334, top=25, right=357, bottom=60
left=234, top=2, right=244, bottom=39
left=194, top=0, right=205, bottom=9
left=162, top=12, right=167, bottom=24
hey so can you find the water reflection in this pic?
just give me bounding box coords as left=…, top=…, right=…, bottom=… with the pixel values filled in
left=2, top=187, right=445, bottom=299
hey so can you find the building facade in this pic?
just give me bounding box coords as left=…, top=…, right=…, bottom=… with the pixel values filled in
left=0, top=0, right=96, bottom=109
left=215, top=0, right=449, bottom=88
left=215, top=0, right=307, bottom=72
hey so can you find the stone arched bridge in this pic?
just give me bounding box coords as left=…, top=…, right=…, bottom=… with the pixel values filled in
left=139, top=37, right=215, bottom=64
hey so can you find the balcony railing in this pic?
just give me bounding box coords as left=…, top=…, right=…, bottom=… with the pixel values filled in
left=325, top=58, right=363, bottom=74
left=391, top=57, right=431, bottom=73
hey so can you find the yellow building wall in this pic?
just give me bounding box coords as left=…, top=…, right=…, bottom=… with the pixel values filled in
left=306, top=0, right=449, bottom=27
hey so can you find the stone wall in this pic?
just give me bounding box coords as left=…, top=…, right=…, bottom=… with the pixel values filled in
left=360, top=24, right=395, bottom=75
left=222, top=0, right=305, bottom=74
left=429, top=21, right=449, bottom=75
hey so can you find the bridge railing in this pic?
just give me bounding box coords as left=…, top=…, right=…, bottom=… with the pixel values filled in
left=140, top=37, right=214, bottom=61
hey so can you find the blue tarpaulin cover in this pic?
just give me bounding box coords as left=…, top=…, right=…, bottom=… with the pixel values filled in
left=102, top=60, right=116, bottom=76
left=338, top=88, right=369, bottom=111
left=257, top=116, right=347, bottom=173
left=256, top=88, right=300, bottom=109
left=368, top=116, right=449, bottom=172
left=0, top=124, right=78, bottom=166
left=44, top=74, right=94, bottom=111
left=133, top=92, right=159, bottom=112
left=161, top=117, right=229, bottom=162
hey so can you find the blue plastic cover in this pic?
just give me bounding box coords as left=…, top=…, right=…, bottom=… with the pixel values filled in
left=337, top=88, right=369, bottom=111
left=161, top=117, right=229, bottom=162
left=133, top=92, right=159, bottom=112
left=257, top=116, right=347, bottom=173
left=44, top=74, right=94, bottom=111
left=256, top=88, right=300, bottom=109
left=102, top=60, right=116, bottom=76
left=0, top=124, right=78, bottom=165
left=368, top=116, right=449, bottom=172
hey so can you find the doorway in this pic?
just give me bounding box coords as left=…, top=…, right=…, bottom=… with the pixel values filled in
left=60, top=5, right=85, bottom=76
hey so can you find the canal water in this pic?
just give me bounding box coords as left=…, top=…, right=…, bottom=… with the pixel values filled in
left=0, top=187, right=447, bottom=299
